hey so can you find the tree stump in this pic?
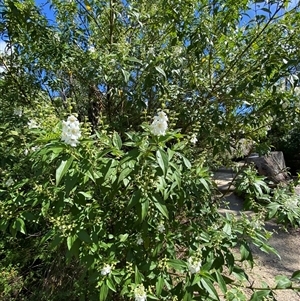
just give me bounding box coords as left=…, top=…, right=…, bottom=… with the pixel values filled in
left=247, top=151, right=290, bottom=184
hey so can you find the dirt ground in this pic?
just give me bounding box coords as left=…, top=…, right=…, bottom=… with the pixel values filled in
left=220, top=192, right=300, bottom=301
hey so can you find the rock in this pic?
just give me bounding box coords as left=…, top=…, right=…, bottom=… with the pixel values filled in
left=230, top=138, right=254, bottom=159
left=247, top=151, right=290, bottom=184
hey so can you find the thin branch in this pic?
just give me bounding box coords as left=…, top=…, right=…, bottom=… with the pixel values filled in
left=211, top=3, right=285, bottom=93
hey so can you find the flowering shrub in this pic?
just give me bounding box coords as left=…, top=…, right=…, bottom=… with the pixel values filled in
left=2, top=109, right=299, bottom=301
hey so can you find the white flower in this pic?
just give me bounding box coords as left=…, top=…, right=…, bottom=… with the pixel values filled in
left=134, top=284, right=147, bottom=301
left=88, top=45, right=95, bottom=53
left=13, top=107, right=22, bottom=117
left=187, top=257, right=201, bottom=274
left=190, top=134, right=198, bottom=144
left=150, top=119, right=168, bottom=136
left=28, top=119, right=39, bottom=129
left=24, top=149, right=29, bottom=156
left=136, top=234, right=143, bottom=245
left=150, top=120, right=168, bottom=136
left=150, top=110, right=168, bottom=136
left=156, top=110, right=168, bottom=122
left=101, top=264, right=112, bottom=276
left=61, top=115, right=81, bottom=147
left=5, top=178, right=14, bottom=187
left=31, top=146, right=39, bottom=152
left=157, top=223, right=165, bottom=233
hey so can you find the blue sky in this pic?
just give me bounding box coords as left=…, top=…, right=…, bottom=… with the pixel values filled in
left=34, top=0, right=299, bottom=26
left=35, top=0, right=55, bottom=23
left=1, top=0, right=298, bottom=52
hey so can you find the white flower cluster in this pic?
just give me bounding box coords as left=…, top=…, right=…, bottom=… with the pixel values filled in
left=61, top=115, right=81, bottom=147
left=157, top=222, right=165, bottom=233
left=101, top=264, right=112, bottom=276
left=134, top=284, right=147, bottom=301
left=88, top=45, right=95, bottom=53
left=24, top=146, right=39, bottom=156
left=13, top=107, right=22, bottom=117
left=136, top=234, right=143, bottom=245
left=187, top=257, right=201, bottom=274
left=150, top=110, right=168, bottom=136
left=190, top=134, right=198, bottom=144
left=28, top=119, right=39, bottom=129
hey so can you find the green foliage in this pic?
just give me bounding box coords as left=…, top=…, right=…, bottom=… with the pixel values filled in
left=0, top=110, right=283, bottom=300
left=235, top=166, right=271, bottom=205
left=1, top=0, right=300, bottom=300
left=235, top=166, right=300, bottom=228
left=266, top=185, right=300, bottom=227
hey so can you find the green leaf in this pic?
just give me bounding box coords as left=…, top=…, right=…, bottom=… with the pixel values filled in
left=50, top=234, right=62, bottom=249
left=121, top=69, right=130, bottom=83
left=182, top=155, right=191, bottom=169
left=67, top=235, right=77, bottom=250
left=155, top=66, right=166, bottom=79
left=266, top=203, right=280, bottom=219
left=112, top=132, right=122, bottom=149
left=127, top=190, right=141, bottom=211
left=199, top=178, right=210, bottom=193
left=141, top=199, right=149, bottom=221
left=240, top=242, right=253, bottom=263
left=259, top=243, right=280, bottom=258
left=126, top=56, right=142, bottom=64
left=106, top=278, right=116, bottom=292
left=223, top=223, right=232, bottom=236
left=135, top=266, right=143, bottom=284
left=119, top=234, right=129, bottom=242
left=15, top=218, right=26, bottom=234
left=118, top=167, right=132, bottom=184
left=78, top=191, right=92, bottom=199
left=56, top=156, right=74, bottom=186
left=102, top=159, right=118, bottom=181
left=232, top=266, right=249, bottom=282
left=153, top=201, right=169, bottom=219
left=22, top=211, right=35, bottom=221
left=156, top=149, right=169, bottom=176
left=200, top=278, right=219, bottom=300
left=156, top=275, right=164, bottom=296
left=215, top=270, right=227, bottom=294
left=291, top=270, right=300, bottom=280
left=275, top=275, right=292, bottom=289
left=167, top=259, right=186, bottom=272
left=183, top=290, right=192, bottom=301
left=99, top=283, right=109, bottom=301
left=250, top=290, right=271, bottom=301
left=77, top=230, right=92, bottom=243
left=191, top=274, right=201, bottom=285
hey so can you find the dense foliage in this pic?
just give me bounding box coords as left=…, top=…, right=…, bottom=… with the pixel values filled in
left=1, top=0, right=300, bottom=300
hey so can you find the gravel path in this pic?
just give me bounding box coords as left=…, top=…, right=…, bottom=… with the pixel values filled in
left=214, top=169, right=300, bottom=301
